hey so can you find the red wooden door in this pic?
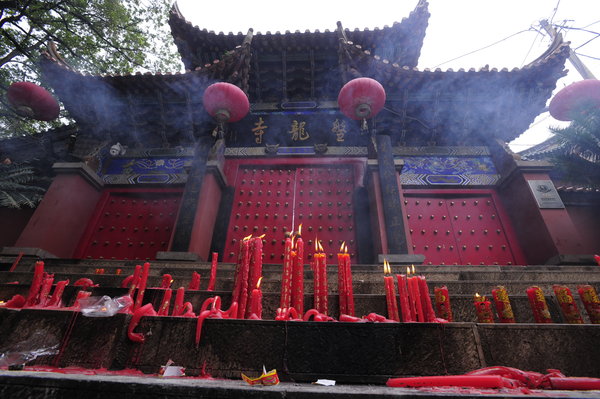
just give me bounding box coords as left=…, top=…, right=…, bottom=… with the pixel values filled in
left=404, top=191, right=524, bottom=265
left=76, top=190, right=182, bottom=260
left=223, top=163, right=357, bottom=263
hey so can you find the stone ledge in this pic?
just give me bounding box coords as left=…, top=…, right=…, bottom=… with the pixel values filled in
left=377, top=254, right=425, bottom=265
left=0, top=246, right=57, bottom=259
left=155, top=251, right=201, bottom=262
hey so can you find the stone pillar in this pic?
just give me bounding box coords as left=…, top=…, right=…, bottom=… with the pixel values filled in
left=170, top=136, right=213, bottom=252
left=13, top=162, right=104, bottom=258
left=375, top=133, right=408, bottom=254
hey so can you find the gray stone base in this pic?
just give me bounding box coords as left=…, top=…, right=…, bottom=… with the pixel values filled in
left=377, top=254, right=425, bottom=265
left=0, top=247, right=57, bottom=259
left=155, top=251, right=201, bottom=262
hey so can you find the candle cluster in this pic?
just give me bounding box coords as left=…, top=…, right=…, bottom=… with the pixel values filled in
left=232, top=234, right=264, bottom=319
left=382, top=263, right=437, bottom=323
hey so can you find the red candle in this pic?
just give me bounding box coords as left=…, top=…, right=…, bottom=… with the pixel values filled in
left=38, top=274, right=55, bottom=307
left=577, top=284, right=600, bottom=324
left=246, top=235, right=264, bottom=317
left=292, top=228, right=304, bottom=316
left=417, top=276, right=436, bottom=322
left=405, top=267, right=417, bottom=321
left=47, top=279, right=69, bottom=308
left=26, top=261, right=45, bottom=306
left=158, top=288, right=172, bottom=316
left=71, top=290, right=92, bottom=310
left=161, top=274, right=173, bottom=289
left=231, top=238, right=245, bottom=306
left=526, top=286, right=553, bottom=323
left=134, top=262, right=150, bottom=311
left=188, top=272, right=200, bottom=290
left=343, top=244, right=355, bottom=317
left=337, top=243, right=348, bottom=316
left=553, top=285, right=583, bottom=324
left=491, top=286, right=515, bottom=323
left=280, top=232, right=293, bottom=309
left=237, top=235, right=252, bottom=319
left=249, top=277, right=263, bottom=319
left=173, top=287, right=185, bottom=316
left=397, top=274, right=413, bottom=322
left=313, top=239, right=328, bottom=315
left=207, top=252, right=219, bottom=291
left=473, top=293, right=494, bottom=323
left=408, top=266, right=424, bottom=322
left=383, top=260, right=400, bottom=321
left=127, top=264, right=142, bottom=298
left=434, top=286, right=452, bottom=322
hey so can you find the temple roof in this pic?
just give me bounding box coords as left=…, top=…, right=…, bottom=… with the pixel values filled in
left=39, top=3, right=569, bottom=148
left=168, top=0, right=430, bottom=71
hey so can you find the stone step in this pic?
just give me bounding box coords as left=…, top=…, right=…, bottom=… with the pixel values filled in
left=0, top=307, right=599, bottom=385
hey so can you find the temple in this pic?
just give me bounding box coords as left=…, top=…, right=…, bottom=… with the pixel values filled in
left=1, top=1, right=600, bottom=395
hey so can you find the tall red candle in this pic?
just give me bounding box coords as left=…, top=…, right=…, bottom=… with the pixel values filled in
left=231, top=238, right=246, bottom=306
left=407, top=266, right=424, bottom=322
left=578, top=284, right=600, bottom=324
left=188, top=272, right=200, bottom=290
left=47, top=279, right=69, bottom=308
left=491, top=286, right=515, bottom=323
left=553, top=285, right=583, bottom=324
left=526, top=286, right=553, bottom=323
left=434, top=286, right=452, bottom=322
left=337, top=242, right=348, bottom=316
left=207, top=252, right=219, bottom=291
left=343, top=245, right=355, bottom=316
left=383, top=260, right=400, bottom=321
left=26, top=261, right=45, bottom=306
left=237, top=236, right=252, bottom=319
left=173, top=287, right=185, bottom=316
left=292, top=228, right=304, bottom=316
left=246, top=235, right=264, bottom=317
left=134, top=262, right=150, bottom=311
left=397, top=274, right=413, bottom=322
left=161, top=274, right=173, bottom=289
left=249, top=277, right=263, bottom=319
left=473, top=293, right=494, bottom=323
left=313, top=239, right=328, bottom=314
left=158, top=288, right=172, bottom=316
left=405, top=267, right=417, bottom=321
left=417, top=276, right=436, bottom=322
left=280, top=232, right=293, bottom=309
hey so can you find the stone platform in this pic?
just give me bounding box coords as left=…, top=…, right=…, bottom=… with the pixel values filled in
left=3, top=370, right=600, bottom=399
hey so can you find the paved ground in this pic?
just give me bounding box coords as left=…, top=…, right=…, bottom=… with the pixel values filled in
left=1, top=370, right=600, bottom=398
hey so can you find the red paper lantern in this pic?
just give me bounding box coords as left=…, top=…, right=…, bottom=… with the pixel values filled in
left=7, top=82, right=60, bottom=121
left=549, top=79, right=600, bottom=121
left=337, top=77, right=386, bottom=120
left=202, top=82, right=249, bottom=123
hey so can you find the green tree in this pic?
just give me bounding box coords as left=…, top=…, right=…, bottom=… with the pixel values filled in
left=549, top=104, right=600, bottom=185
left=0, top=161, right=48, bottom=208
left=0, top=0, right=180, bottom=137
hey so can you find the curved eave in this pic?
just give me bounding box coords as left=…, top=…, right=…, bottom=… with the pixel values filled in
left=39, top=43, right=252, bottom=147
left=339, top=35, right=570, bottom=144
left=169, top=0, right=429, bottom=70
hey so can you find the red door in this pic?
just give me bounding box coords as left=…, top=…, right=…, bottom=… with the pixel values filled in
left=404, top=191, right=525, bottom=265
left=75, top=190, right=182, bottom=260
left=223, top=161, right=358, bottom=263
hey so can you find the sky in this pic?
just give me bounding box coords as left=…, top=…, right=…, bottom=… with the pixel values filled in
left=176, top=0, right=600, bottom=152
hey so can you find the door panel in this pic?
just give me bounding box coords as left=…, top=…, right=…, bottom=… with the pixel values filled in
left=223, top=164, right=357, bottom=263
left=404, top=192, right=521, bottom=265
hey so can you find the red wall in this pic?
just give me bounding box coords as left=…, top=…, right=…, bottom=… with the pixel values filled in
left=0, top=207, right=35, bottom=247
left=15, top=173, right=102, bottom=257
left=566, top=205, right=600, bottom=253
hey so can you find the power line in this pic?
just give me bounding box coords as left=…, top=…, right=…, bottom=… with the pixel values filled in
left=521, top=28, right=542, bottom=67
left=432, top=29, right=532, bottom=68
left=549, top=0, right=561, bottom=24
left=575, top=52, right=600, bottom=61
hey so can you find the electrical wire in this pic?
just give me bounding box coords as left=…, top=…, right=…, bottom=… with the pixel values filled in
left=549, top=0, right=561, bottom=24
left=432, top=29, right=532, bottom=68
left=575, top=52, right=600, bottom=61
left=520, top=27, right=542, bottom=67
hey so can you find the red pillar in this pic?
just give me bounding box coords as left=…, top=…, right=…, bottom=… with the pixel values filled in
left=184, top=161, right=226, bottom=260
left=497, top=160, right=585, bottom=264
left=14, top=163, right=103, bottom=258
